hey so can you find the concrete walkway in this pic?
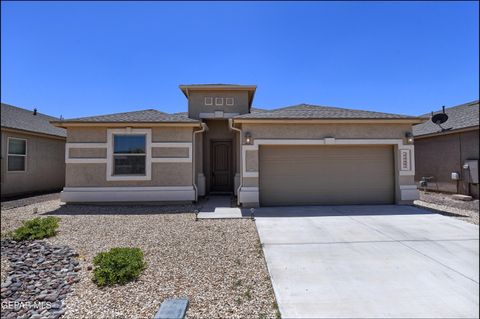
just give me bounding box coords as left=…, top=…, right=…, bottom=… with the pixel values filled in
left=255, top=205, right=479, bottom=318
left=196, top=196, right=243, bottom=219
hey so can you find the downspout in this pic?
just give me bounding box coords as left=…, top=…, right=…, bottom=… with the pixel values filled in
left=228, top=118, right=242, bottom=205
left=192, top=122, right=207, bottom=202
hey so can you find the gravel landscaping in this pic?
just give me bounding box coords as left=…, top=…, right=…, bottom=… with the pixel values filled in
left=1, top=193, right=60, bottom=211
left=1, top=199, right=278, bottom=319
left=415, top=191, right=479, bottom=225
left=1, top=256, right=10, bottom=282
left=1, top=240, right=80, bottom=319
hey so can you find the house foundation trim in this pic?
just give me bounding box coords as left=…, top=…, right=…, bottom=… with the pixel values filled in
left=60, top=186, right=195, bottom=203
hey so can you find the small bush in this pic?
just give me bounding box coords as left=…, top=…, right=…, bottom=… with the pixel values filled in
left=11, top=217, right=60, bottom=241
left=93, top=247, right=146, bottom=286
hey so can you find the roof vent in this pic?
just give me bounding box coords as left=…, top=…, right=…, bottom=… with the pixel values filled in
left=33, top=108, right=37, bottom=115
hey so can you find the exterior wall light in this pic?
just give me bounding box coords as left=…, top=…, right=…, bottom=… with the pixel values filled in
left=405, top=132, right=414, bottom=144
left=244, top=132, right=253, bottom=145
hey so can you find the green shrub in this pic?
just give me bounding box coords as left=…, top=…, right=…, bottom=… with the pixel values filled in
left=11, top=216, right=60, bottom=241
left=93, top=247, right=146, bottom=286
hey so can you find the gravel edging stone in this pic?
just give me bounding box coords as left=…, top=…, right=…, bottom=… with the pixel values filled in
left=1, top=239, right=80, bottom=319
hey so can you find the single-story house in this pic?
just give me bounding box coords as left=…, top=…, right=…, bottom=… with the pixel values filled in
left=52, top=84, right=424, bottom=206
left=1, top=103, right=66, bottom=198
left=413, top=100, right=479, bottom=198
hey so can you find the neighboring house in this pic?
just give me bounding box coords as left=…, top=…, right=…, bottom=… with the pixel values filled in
left=53, top=84, right=423, bottom=206
left=413, top=101, right=479, bottom=198
left=1, top=103, right=66, bottom=198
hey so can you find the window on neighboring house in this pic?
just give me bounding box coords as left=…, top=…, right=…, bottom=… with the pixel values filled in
left=226, top=97, right=234, bottom=106
left=205, top=97, right=213, bottom=105
left=113, top=135, right=146, bottom=175
left=7, top=138, right=27, bottom=172
left=215, top=97, right=224, bottom=106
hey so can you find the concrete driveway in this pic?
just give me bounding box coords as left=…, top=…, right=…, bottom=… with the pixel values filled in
left=254, top=205, right=479, bottom=318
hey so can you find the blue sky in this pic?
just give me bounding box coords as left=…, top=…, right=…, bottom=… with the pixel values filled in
left=1, top=1, right=478, bottom=119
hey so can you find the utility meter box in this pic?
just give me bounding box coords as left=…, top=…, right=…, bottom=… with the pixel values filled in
left=464, top=160, right=479, bottom=184
left=451, top=172, right=460, bottom=180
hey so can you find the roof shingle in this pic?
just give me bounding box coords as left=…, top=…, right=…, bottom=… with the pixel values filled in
left=234, top=103, right=417, bottom=120
left=413, top=101, right=479, bottom=137
left=1, top=103, right=66, bottom=137
left=58, top=109, right=199, bottom=123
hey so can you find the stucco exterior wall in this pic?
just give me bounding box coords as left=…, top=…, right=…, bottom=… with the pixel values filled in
left=62, top=126, right=196, bottom=202
left=1, top=129, right=65, bottom=197
left=68, top=128, right=107, bottom=142
left=188, top=90, right=249, bottom=119
left=237, top=122, right=417, bottom=206
left=415, top=129, right=479, bottom=198
left=66, top=163, right=192, bottom=187
left=241, top=123, right=412, bottom=139
left=67, top=127, right=193, bottom=143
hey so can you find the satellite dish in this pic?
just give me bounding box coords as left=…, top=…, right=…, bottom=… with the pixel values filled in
left=432, top=113, right=448, bottom=124
left=430, top=106, right=451, bottom=132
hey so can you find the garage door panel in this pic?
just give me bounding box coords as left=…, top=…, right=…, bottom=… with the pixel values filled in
left=259, top=145, right=394, bottom=206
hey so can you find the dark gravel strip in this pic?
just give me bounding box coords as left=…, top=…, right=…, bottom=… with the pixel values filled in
left=1, top=239, right=80, bottom=319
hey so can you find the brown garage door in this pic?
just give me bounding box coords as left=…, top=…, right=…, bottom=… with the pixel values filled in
left=259, top=145, right=394, bottom=206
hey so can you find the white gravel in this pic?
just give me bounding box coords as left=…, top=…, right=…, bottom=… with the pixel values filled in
left=1, top=200, right=278, bottom=319
left=415, top=191, right=479, bottom=225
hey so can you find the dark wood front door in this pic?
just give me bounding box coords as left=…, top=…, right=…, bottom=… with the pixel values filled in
left=211, top=140, right=233, bottom=193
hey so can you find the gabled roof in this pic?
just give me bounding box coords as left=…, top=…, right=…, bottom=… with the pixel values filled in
left=413, top=100, right=479, bottom=137
left=53, top=109, right=199, bottom=125
left=1, top=103, right=66, bottom=138
left=234, top=103, right=418, bottom=120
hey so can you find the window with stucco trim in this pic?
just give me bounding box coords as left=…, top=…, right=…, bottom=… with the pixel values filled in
left=225, top=97, right=234, bottom=106
left=215, top=97, right=224, bottom=106
left=113, top=135, right=146, bottom=175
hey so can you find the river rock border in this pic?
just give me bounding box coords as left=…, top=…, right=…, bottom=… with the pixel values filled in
left=1, top=239, right=80, bottom=319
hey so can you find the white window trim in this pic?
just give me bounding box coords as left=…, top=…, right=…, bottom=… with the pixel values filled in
left=205, top=97, right=213, bottom=105
left=215, top=97, right=224, bottom=106
left=106, top=128, right=152, bottom=181
left=7, top=137, right=27, bottom=173
left=226, top=97, right=234, bottom=106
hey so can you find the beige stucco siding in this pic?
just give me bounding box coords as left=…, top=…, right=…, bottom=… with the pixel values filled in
left=415, top=129, right=479, bottom=198
left=238, top=122, right=418, bottom=206
left=152, top=147, right=189, bottom=158
left=152, top=127, right=193, bottom=142
left=245, top=150, right=258, bottom=172
left=67, top=128, right=107, bottom=142
left=68, top=127, right=193, bottom=143
left=241, top=123, right=412, bottom=140
left=64, top=126, right=194, bottom=189
left=1, top=130, right=65, bottom=197
left=69, top=148, right=107, bottom=158
left=66, top=163, right=192, bottom=187
left=188, top=91, right=249, bottom=119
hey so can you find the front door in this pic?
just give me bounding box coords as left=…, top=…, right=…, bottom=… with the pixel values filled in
left=211, top=140, right=233, bottom=193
